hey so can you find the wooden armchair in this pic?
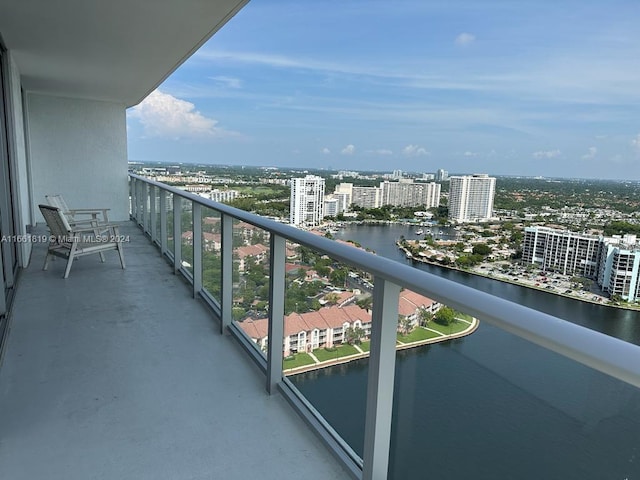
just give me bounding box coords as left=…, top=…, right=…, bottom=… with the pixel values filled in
left=39, top=204, right=125, bottom=278
left=45, top=194, right=110, bottom=226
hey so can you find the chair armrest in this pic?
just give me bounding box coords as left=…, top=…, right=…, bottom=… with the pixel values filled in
left=68, top=208, right=110, bottom=222
left=69, top=208, right=110, bottom=213
left=71, top=223, right=120, bottom=234
left=68, top=218, right=102, bottom=226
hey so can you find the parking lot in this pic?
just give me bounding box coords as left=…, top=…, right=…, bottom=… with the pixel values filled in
left=471, top=262, right=610, bottom=304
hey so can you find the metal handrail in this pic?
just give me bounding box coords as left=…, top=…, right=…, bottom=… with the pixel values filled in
left=129, top=173, right=640, bottom=389
left=130, top=173, right=640, bottom=480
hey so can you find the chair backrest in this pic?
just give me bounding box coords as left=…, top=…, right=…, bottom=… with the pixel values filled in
left=45, top=194, right=71, bottom=215
left=39, top=204, right=73, bottom=238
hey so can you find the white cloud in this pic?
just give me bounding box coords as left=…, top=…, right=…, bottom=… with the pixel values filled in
left=210, top=76, right=242, bottom=89
left=632, top=134, right=640, bottom=154
left=366, top=149, right=393, bottom=155
left=322, top=147, right=331, bottom=154
left=582, top=146, right=597, bottom=160
left=532, top=149, right=561, bottom=159
left=464, top=151, right=478, bottom=157
left=129, top=90, right=235, bottom=139
left=341, top=144, right=356, bottom=155
left=402, top=145, right=429, bottom=156
left=455, top=33, right=476, bottom=47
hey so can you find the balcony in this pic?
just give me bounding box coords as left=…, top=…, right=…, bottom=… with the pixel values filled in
left=0, top=222, right=350, bottom=480
left=2, top=175, right=640, bottom=480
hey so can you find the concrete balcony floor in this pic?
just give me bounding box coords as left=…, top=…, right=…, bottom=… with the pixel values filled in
left=0, top=223, right=350, bottom=480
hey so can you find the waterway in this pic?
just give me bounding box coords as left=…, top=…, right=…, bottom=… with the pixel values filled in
left=291, top=224, right=640, bottom=480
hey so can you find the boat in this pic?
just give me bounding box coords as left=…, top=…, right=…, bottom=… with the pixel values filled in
left=416, top=229, right=424, bottom=235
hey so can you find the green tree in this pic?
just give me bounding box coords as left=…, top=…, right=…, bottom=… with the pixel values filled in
left=398, top=315, right=414, bottom=335
left=329, top=268, right=348, bottom=287
left=604, top=221, right=640, bottom=236
left=472, top=243, right=491, bottom=256
left=314, top=263, right=330, bottom=277
left=344, top=326, right=365, bottom=345
left=357, top=295, right=373, bottom=311
left=456, top=254, right=483, bottom=267
left=419, top=308, right=433, bottom=326
left=325, top=293, right=340, bottom=306
left=434, top=306, right=456, bottom=326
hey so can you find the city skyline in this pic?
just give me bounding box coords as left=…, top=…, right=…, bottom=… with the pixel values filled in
left=126, top=1, right=640, bottom=181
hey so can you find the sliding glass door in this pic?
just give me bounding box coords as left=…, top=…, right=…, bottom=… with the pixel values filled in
left=0, top=47, right=17, bottom=320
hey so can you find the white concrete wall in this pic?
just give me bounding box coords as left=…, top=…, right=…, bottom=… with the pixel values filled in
left=26, top=93, right=129, bottom=222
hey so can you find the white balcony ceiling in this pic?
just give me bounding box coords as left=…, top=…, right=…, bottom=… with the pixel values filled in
left=0, top=0, right=249, bottom=106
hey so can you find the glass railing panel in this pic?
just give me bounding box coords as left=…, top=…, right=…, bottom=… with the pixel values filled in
left=181, top=199, right=194, bottom=275
left=144, top=185, right=152, bottom=234
left=201, top=207, right=222, bottom=303
left=137, top=182, right=145, bottom=224
left=152, top=187, right=160, bottom=243
left=166, top=192, right=174, bottom=254
left=285, top=239, right=371, bottom=458
left=387, top=315, right=640, bottom=480
left=231, top=220, right=271, bottom=359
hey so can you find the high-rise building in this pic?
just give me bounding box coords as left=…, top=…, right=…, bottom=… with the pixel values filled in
left=597, top=235, right=640, bottom=302
left=522, top=228, right=640, bottom=302
left=290, top=175, right=325, bottom=227
left=323, top=196, right=340, bottom=218
left=380, top=180, right=440, bottom=208
left=448, top=174, right=496, bottom=223
left=522, top=227, right=600, bottom=277
left=435, top=169, right=448, bottom=182
left=351, top=185, right=383, bottom=209
left=334, top=183, right=353, bottom=209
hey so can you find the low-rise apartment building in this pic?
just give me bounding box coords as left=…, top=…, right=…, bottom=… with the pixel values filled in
left=239, top=291, right=440, bottom=356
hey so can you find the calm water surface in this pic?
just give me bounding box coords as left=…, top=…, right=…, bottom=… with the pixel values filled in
left=291, top=224, right=640, bottom=480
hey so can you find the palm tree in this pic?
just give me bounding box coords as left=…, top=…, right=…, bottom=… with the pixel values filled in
left=325, top=292, right=340, bottom=306
left=357, top=295, right=373, bottom=312
left=419, top=308, right=433, bottom=326
left=398, top=315, right=413, bottom=335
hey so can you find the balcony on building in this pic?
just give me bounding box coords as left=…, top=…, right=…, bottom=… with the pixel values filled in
left=2, top=3, right=640, bottom=480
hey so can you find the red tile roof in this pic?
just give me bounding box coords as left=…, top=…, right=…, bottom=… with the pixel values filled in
left=236, top=243, right=268, bottom=258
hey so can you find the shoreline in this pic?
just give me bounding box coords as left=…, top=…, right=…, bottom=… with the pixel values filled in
left=284, top=316, right=479, bottom=375
left=396, top=243, right=640, bottom=312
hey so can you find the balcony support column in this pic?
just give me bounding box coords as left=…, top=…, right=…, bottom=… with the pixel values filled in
left=266, top=234, right=285, bottom=394
left=220, top=213, right=233, bottom=335
left=362, top=277, right=400, bottom=480
left=192, top=202, right=202, bottom=298
left=173, top=195, right=182, bottom=274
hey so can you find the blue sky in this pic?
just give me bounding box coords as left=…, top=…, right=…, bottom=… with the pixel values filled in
left=127, top=0, right=640, bottom=179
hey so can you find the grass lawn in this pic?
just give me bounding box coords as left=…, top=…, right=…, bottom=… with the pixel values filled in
left=427, top=319, right=470, bottom=335
left=456, top=312, right=474, bottom=322
left=283, top=352, right=315, bottom=369
left=359, top=341, right=370, bottom=352
left=314, top=344, right=361, bottom=362
left=397, top=327, right=442, bottom=343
